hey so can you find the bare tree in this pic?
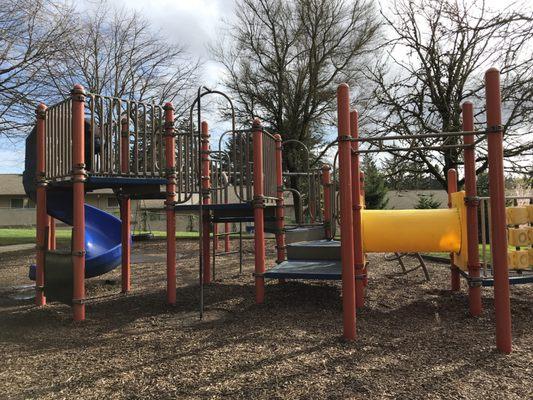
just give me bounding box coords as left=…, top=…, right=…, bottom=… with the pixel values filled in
left=213, top=0, right=380, bottom=217
left=365, top=0, right=533, bottom=189
left=44, top=1, right=200, bottom=119
left=214, top=0, right=380, bottom=165
left=0, top=0, right=73, bottom=139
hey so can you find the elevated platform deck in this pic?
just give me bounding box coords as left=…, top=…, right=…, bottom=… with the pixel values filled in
left=50, top=175, right=167, bottom=198
left=264, top=260, right=342, bottom=280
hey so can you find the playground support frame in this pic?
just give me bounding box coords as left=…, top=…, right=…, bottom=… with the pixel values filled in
left=35, top=103, right=48, bottom=307
left=350, top=110, right=365, bottom=308
left=447, top=169, right=460, bottom=291
left=485, top=68, right=512, bottom=354
left=120, top=117, right=131, bottom=293
left=71, top=85, right=86, bottom=321
left=462, top=101, right=482, bottom=316
left=164, top=102, right=177, bottom=305
left=253, top=119, right=266, bottom=304
left=201, top=121, right=211, bottom=284
left=322, top=165, right=332, bottom=239
left=274, top=134, right=286, bottom=264
left=337, top=84, right=356, bottom=340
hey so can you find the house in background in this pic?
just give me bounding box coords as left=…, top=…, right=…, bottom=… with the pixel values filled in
left=0, top=174, right=122, bottom=227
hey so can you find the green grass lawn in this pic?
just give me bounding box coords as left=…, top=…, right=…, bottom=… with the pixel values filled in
left=0, top=228, right=251, bottom=246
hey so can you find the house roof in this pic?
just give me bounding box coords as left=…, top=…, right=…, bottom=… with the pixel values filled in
left=0, top=174, right=26, bottom=195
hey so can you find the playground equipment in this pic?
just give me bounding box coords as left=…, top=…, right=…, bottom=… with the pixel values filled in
left=25, top=68, right=531, bottom=354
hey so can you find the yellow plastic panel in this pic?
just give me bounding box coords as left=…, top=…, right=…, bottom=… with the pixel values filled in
left=506, top=207, right=528, bottom=225
left=361, top=208, right=461, bottom=253
left=508, top=228, right=530, bottom=247
left=450, top=191, right=468, bottom=270
left=508, top=250, right=529, bottom=270
left=527, top=205, right=533, bottom=223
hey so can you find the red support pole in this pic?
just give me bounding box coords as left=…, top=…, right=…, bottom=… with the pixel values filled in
left=48, top=217, right=56, bottom=251
left=350, top=110, right=365, bottom=308
left=35, top=103, right=47, bottom=307
left=71, top=85, right=86, bottom=321
left=485, top=68, right=512, bottom=354
left=463, top=101, right=483, bottom=316
left=337, top=84, right=356, bottom=340
left=252, top=119, right=266, bottom=304
left=201, top=121, right=211, bottom=284
left=360, top=171, right=368, bottom=288
left=164, top=102, right=176, bottom=305
left=321, top=165, right=332, bottom=240
left=447, top=169, right=460, bottom=291
left=274, top=134, right=286, bottom=263
left=120, top=118, right=131, bottom=293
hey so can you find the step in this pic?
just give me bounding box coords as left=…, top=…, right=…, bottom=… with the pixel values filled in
left=285, top=226, right=325, bottom=244
left=287, top=239, right=340, bottom=261
left=264, top=259, right=342, bottom=280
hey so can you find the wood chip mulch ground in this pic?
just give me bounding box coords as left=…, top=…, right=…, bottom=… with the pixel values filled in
left=0, top=239, right=531, bottom=399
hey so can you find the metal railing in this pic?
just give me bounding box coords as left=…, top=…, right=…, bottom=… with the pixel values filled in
left=45, top=98, right=73, bottom=180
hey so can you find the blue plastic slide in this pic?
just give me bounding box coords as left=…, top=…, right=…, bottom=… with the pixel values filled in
left=29, top=190, right=123, bottom=280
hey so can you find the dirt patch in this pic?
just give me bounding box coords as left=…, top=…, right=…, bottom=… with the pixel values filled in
left=0, top=239, right=532, bottom=399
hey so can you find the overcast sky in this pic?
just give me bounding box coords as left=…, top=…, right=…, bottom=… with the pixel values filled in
left=0, top=0, right=525, bottom=173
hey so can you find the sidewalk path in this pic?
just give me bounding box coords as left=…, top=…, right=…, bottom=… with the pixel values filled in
left=0, top=244, right=35, bottom=254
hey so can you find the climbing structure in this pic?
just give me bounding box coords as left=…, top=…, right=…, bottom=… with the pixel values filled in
left=27, top=68, right=530, bottom=355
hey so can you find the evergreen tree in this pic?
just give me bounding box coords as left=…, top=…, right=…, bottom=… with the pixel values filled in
left=414, top=193, right=441, bottom=209
left=362, top=156, right=389, bottom=209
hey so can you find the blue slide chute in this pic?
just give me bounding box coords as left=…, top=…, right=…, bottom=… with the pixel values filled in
left=29, top=191, right=123, bottom=280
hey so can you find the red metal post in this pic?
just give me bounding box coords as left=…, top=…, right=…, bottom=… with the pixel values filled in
left=201, top=121, right=211, bottom=284
left=48, top=217, right=56, bottom=251
left=164, top=103, right=176, bottom=305
left=337, top=84, right=356, bottom=340
left=463, top=101, right=482, bottom=316
left=35, top=103, right=47, bottom=307
left=120, top=118, right=131, bottom=293
left=321, top=165, right=332, bottom=240
left=71, top=85, right=86, bottom=321
left=350, top=110, right=365, bottom=308
left=252, top=119, right=266, bottom=303
left=274, top=134, right=286, bottom=263
left=485, top=68, right=512, bottom=353
left=447, top=168, right=460, bottom=291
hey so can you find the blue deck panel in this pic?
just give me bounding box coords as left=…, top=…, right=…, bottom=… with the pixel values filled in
left=264, top=260, right=342, bottom=280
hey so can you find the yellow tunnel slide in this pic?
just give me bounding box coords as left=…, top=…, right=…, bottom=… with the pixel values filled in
left=359, top=191, right=468, bottom=268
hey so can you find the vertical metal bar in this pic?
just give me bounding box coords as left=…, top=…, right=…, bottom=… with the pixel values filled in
left=274, top=134, right=286, bottom=263
left=35, top=103, right=47, bottom=307
left=350, top=110, right=365, bottom=309
left=133, top=102, right=139, bottom=174
left=201, top=121, right=211, bottom=284
left=239, top=221, right=243, bottom=274
left=120, top=116, right=131, bottom=293
left=447, top=168, right=460, bottom=291
left=481, top=199, right=487, bottom=276
left=338, top=84, right=356, bottom=341
left=485, top=67, right=512, bottom=354
left=71, top=85, right=86, bottom=321
left=322, top=165, right=332, bottom=239
left=463, top=101, right=482, bottom=316
left=164, top=103, right=176, bottom=305
left=252, top=119, right=266, bottom=303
